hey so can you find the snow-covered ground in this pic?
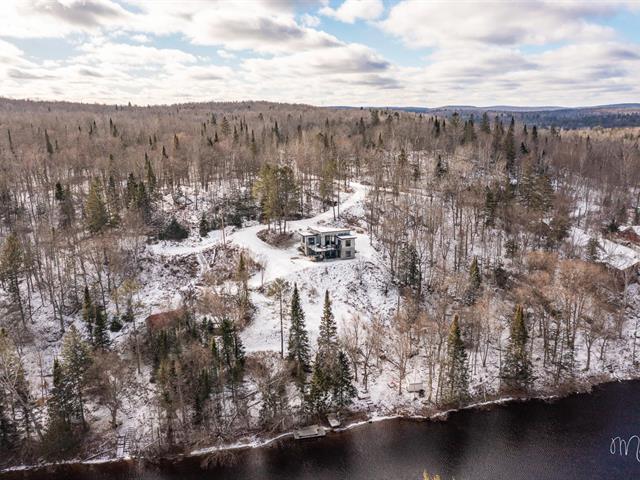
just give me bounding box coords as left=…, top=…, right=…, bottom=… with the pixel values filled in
left=7, top=176, right=640, bottom=471
left=226, top=183, right=393, bottom=351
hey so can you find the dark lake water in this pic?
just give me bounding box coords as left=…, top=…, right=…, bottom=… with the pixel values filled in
left=6, top=380, right=640, bottom=480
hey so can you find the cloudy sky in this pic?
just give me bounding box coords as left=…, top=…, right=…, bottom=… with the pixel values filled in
left=2, top=0, right=640, bottom=107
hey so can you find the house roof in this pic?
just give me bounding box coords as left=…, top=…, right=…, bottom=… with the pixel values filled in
left=570, top=227, right=640, bottom=271
left=298, top=226, right=351, bottom=235
left=620, top=225, right=640, bottom=237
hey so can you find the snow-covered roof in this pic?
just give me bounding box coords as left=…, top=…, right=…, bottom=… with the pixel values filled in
left=299, top=226, right=351, bottom=235
left=601, top=241, right=640, bottom=271
left=570, top=227, right=640, bottom=271
left=620, top=225, right=640, bottom=237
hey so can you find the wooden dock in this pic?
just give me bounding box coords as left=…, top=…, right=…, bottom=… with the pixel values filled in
left=116, top=428, right=134, bottom=458
left=293, top=425, right=326, bottom=440
left=327, top=413, right=341, bottom=428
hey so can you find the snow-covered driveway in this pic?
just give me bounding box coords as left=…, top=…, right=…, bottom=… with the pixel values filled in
left=228, top=182, right=370, bottom=287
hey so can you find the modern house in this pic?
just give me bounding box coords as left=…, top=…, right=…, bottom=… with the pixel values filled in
left=298, top=226, right=356, bottom=261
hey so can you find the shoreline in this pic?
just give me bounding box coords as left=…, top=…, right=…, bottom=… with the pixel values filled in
left=2, top=374, right=634, bottom=476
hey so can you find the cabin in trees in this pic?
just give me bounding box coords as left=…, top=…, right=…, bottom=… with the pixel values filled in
left=297, top=226, right=356, bottom=261
left=617, top=226, right=640, bottom=247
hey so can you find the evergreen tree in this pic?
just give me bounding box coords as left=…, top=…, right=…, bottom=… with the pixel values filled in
left=125, top=173, right=138, bottom=208
left=221, top=116, right=231, bottom=136
left=287, top=284, right=310, bottom=387
left=59, top=185, right=75, bottom=229
left=0, top=332, right=19, bottom=449
left=491, top=116, right=503, bottom=157
left=109, top=316, right=123, bottom=332
left=0, top=399, right=16, bottom=450
left=13, top=363, right=35, bottom=443
left=192, top=369, right=211, bottom=425
left=253, top=164, right=300, bottom=233
left=47, top=358, right=73, bottom=436
left=307, top=361, right=330, bottom=414
left=106, top=175, right=120, bottom=226
left=144, top=153, right=157, bottom=193
left=92, top=307, right=110, bottom=350
left=159, top=218, right=188, bottom=241
left=81, top=286, right=95, bottom=340
left=54, top=182, right=65, bottom=201
left=121, top=297, right=135, bottom=323
left=469, top=256, right=481, bottom=291
left=504, top=117, right=516, bottom=174
left=434, top=155, right=447, bottom=178
left=333, top=350, right=356, bottom=409
left=199, top=212, right=210, bottom=237
left=220, top=317, right=245, bottom=386
left=309, top=291, right=342, bottom=411
left=236, top=253, right=249, bottom=304
left=59, top=326, right=92, bottom=426
left=501, top=304, right=533, bottom=392
left=0, top=232, right=25, bottom=326
left=462, top=118, right=477, bottom=144
left=480, top=112, right=491, bottom=134
left=210, top=336, right=220, bottom=382
left=85, top=178, right=109, bottom=234
left=44, top=129, right=54, bottom=155
left=317, top=290, right=338, bottom=360
left=7, top=128, right=14, bottom=153
left=446, top=315, right=469, bottom=405
left=398, top=242, right=421, bottom=291
left=483, top=187, right=497, bottom=227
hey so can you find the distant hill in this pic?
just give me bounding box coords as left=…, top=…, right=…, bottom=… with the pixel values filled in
left=390, top=104, right=640, bottom=129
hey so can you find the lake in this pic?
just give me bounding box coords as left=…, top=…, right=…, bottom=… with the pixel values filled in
left=5, top=380, right=640, bottom=480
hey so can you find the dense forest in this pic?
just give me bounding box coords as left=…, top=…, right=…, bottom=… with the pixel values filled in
left=398, top=103, right=640, bottom=129
left=1, top=98, right=640, bottom=468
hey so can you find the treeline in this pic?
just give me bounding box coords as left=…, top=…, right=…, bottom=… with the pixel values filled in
left=1, top=99, right=639, bottom=464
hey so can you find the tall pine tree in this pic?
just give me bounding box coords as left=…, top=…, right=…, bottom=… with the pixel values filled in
left=60, top=326, right=92, bottom=425
left=333, top=350, right=356, bottom=409
left=85, top=178, right=109, bottom=234
left=287, top=284, right=310, bottom=387
left=446, top=315, right=469, bottom=406
left=501, top=304, right=533, bottom=392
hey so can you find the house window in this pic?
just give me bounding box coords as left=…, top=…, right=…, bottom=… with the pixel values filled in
left=346, top=250, right=351, bottom=257
left=308, top=237, right=315, bottom=245
left=345, top=240, right=351, bottom=247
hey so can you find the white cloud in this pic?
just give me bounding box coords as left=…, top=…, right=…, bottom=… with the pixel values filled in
left=320, top=0, right=384, bottom=23
left=379, top=0, right=628, bottom=48
left=185, top=9, right=341, bottom=53
left=217, top=49, right=236, bottom=60
left=242, top=43, right=390, bottom=77
left=1, top=0, right=640, bottom=107
left=130, top=33, right=151, bottom=43
left=74, top=40, right=197, bottom=68
left=0, top=39, right=25, bottom=62
left=300, top=13, right=321, bottom=27
left=0, top=0, right=134, bottom=38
